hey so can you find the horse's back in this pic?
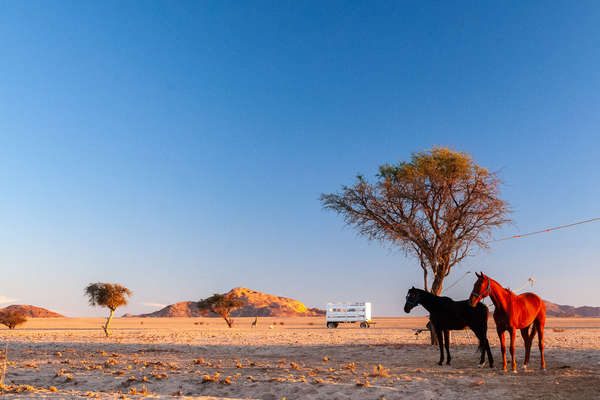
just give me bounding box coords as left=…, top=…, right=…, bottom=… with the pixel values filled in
left=514, top=292, right=546, bottom=328
left=463, top=301, right=489, bottom=324
left=519, top=292, right=545, bottom=312
left=450, top=300, right=488, bottom=330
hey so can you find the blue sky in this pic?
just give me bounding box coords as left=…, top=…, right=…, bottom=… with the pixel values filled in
left=1, top=2, right=599, bottom=316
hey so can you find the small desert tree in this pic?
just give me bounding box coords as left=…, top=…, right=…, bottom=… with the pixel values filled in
left=84, top=282, right=132, bottom=337
left=198, top=293, right=243, bottom=328
left=0, top=310, right=27, bottom=329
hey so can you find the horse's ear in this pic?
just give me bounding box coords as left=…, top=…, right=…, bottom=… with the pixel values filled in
left=475, top=272, right=481, bottom=278
left=411, top=286, right=415, bottom=290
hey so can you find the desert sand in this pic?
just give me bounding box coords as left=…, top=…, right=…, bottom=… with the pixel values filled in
left=1, top=317, right=599, bottom=399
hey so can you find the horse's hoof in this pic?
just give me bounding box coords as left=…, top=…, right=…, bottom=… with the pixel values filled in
left=438, top=362, right=443, bottom=366
left=522, top=365, right=528, bottom=370
left=512, top=369, right=518, bottom=374
left=489, top=364, right=494, bottom=369
left=478, top=362, right=486, bottom=368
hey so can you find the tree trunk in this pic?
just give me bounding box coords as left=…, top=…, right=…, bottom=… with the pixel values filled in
left=428, top=320, right=437, bottom=345
left=103, top=309, right=114, bottom=337
left=428, top=273, right=445, bottom=345
left=431, top=274, right=444, bottom=296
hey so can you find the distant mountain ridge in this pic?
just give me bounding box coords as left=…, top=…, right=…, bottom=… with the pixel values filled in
left=124, top=287, right=325, bottom=318
left=544, top=300, right=600, bottom=317
left=0, top=305, right=65, bottom=318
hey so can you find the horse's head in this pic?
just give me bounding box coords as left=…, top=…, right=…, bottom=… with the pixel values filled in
left=469, top=272, right=491, bottom=307
left=404, top=287, right=421, bottom=313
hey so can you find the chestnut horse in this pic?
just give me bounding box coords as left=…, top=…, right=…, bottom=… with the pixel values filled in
left=469, top=272, right=546, bottom=372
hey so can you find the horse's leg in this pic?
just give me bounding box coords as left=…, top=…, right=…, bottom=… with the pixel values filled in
left=509, top=327, right=517, bottom=373
left=443, top=330, right=451, bottom=365
left=535, top=312, right=546, bottom=369
left=437, top=327, right=445, bottom=366
left=470, top=326, right=486, bottom=367
left=478, top=313, right=493, bottom=368
left=478, top=332, right=486, bottom=367
left=497, top=327, right=507, bottom=371
left=485, top=336, right=494, bottom=369
left=520, top=325, right=532, bottom=369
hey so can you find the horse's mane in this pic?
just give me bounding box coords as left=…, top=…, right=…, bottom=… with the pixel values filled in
left=489, top=278, right=518, bottom=313
left=504, top=287, right=517, bottom=314
left=413, top=288, right=434, bottom=298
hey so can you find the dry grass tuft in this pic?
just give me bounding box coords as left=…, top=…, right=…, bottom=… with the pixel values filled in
left=0, top=384, right=37, bottom=393
left=370, top=364, right=390, bottom=377
left=356, top=378, right=371, bottom=387
left=105, top=358, right=118, bottom=367
left=150, top=372, right=168, bottom=380
left=202, top=372, right=220, bottom=383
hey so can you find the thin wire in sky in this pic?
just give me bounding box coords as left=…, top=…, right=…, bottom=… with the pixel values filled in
left=491, top=217, right=600, bottom=242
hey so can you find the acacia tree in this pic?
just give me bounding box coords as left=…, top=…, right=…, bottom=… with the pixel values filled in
left=84, top=282, right=132, bottom=337
left=198, top=293, right=243, bottom=328
left=0, top=310, right=27, bottom=329
left=321, top=147, right=510, bottom=295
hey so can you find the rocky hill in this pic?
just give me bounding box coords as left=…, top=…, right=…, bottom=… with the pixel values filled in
left=126, top=287, right=325, bottom=318
left=124, top=301, right=202, bottom=318
left=0, top=305, right=65, bottom=318
left=544, top=300, right=600, bottom=317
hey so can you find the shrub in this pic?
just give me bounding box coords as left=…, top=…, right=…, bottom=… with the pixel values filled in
left=0, top=310, right=27, bottom=329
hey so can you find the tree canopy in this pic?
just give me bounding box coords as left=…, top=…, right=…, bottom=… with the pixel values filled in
left=84, top=282, right=132, bottom=311
left=0, top=310, right=27, bottom=329
left=198, top=293, right=243, bottom=328
left=321, top=147, right=511, bottom=294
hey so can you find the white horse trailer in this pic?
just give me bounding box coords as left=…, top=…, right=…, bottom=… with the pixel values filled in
left=326, top=302, right=372, bottom=328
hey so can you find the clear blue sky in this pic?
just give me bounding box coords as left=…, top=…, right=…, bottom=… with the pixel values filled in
left=1, top=2, right=598, bottom=316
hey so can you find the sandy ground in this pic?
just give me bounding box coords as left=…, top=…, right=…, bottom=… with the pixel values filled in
left=1, top=317, right=599, bottom=399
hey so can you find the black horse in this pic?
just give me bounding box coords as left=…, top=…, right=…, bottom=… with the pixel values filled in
left=404, top=287, right=493, bottom=368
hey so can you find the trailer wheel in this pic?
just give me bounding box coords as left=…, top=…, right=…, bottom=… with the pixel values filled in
left=327, top=322, right=338, bottom=329
left=360, top=322, right=369, bottom=328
